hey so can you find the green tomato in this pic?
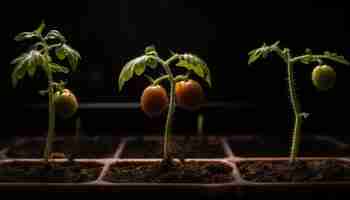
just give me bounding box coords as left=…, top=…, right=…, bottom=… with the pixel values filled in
left=54, top=89, right=79, bottom=119
left=311, top=65, right=336, bottom=91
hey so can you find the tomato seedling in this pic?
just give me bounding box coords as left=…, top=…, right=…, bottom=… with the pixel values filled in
left=10, top=21, right=81, bottom=162
left=118, top=46, right=211, bottom=163
left=248, top=41, right=350, bottom=163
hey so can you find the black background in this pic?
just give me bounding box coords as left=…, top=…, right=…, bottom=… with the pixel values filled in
left=1, top=1, right=350, bottom=136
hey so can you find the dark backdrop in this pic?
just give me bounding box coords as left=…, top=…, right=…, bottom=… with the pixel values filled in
left=1, top=1, right=350, bottom=136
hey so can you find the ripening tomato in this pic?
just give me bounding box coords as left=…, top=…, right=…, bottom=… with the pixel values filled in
left=54, top=89, right=79, bottom=119
left=311, top=65, right=336, bottom=91
left=140, top=85, right=169, bottom=117
left=175, top=79, right=204, bottom=111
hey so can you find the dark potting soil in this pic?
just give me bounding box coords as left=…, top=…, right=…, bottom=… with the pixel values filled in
left=0, top=161, right=103, bottom=183
left=103, top=160, right=234, bottom=183
left=6, top=137, right=120, bottom=159
left=238, top=160, right=350, bottom=182
left=120, top=137, right=226, bottom=159
left=228, top=136, right=348, bottom=157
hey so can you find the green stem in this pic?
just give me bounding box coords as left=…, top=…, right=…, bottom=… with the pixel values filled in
left=286, top=51, right=303, bottom=163
left=154, top=54, right=179, bottom=160
left=197, top=113, right=204, bottom=139
left=44, top=72, right=55, bottom=162
left=144, top=74, right=155, bottom=84
left=153, top=74, right=189, bottom=86
left=291, top=54, right=350, bottom=66
left=69, top=116, right=80, bottom=162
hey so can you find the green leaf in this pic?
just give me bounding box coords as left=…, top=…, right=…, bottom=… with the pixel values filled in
left=176, top=54, right=211, bottom=87
left=145, top=45, right=158, bottom=56
left=27, top=63, right=37, bottom=78
left=248, top=41, right=281, bottom=65
left=35, top=20, right=46, bottom=34
left=325, top=55, right=350, bottom=66
left=145, top=56, right=158, bottom=69
left=14, top=32, right=38, bottom=42
left=10, top=53, right=28, bottom=65
left=248, top=51, right=262, bottom=65
left=56, top=44, right=81, bottom=71
left=134, top=62, right=146, bottom=76
left=48, top=63, right=70, bottom=73
left=118, top=55, right=149, bottom=91
left=55, top=45, right=66, bottom=60
left=44, top=30, right=66, bottom=42
left=11, top=59, right=28, bottom=87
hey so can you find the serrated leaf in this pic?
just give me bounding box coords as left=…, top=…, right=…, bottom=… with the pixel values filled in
left=48, top=63, right=70, bottom=73
left=45, top=30, right=66, bottom=42
left=176, top=54, right=211, bottom=87
left=118, top=55, right=149, bottom=91
left=58, top=44, right=81, bottom=71
left=14, top=32, right=38, bottom=42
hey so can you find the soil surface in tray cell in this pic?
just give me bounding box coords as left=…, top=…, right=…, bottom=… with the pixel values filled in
left=103, top=160, right=235, bottom=183
left=0, top=161, right=103, bottom=183
left=6, top=136, right=120, bottom=159
left=238, top=159, right=350, bottom=182
left=120, top=137, right=226, bottom=159
left=228, top=136, right=349, bottom=157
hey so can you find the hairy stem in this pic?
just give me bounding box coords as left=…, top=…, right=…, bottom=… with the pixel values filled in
left=154, top=55, right=179, bottom=160
left=44, top=72, right=55, bottom=162
left=286, top=51, right=302, bottom=163
left=69, top=116, right=80, bottom=162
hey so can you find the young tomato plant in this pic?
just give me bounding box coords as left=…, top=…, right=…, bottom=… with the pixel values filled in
left=248, top=41, right=350, bottom=163
left=10, top=21, right=81, bottom=162
left=118, top=46, right=211, bottom=162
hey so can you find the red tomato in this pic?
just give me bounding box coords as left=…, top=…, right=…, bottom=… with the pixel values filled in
left=140, top=85, right=169, bottom=117
left=175, top=79, right=204, bottom=111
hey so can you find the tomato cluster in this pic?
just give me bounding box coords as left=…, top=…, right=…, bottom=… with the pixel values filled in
left=140, top=79, right=205, bottom=117
left=54, top=89, right=79, bottom=119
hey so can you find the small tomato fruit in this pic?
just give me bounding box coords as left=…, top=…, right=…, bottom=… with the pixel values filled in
left=54, top=89, right=79, bottom=119
left=175, top=79, right=204, bottom=111
left=140, top=85, right=169, bottom=117
left=312, top=65, right=336, bottom=91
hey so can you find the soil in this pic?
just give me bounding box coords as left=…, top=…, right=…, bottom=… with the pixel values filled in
left=0, top=161, right=103, bottom=183
left=103, top=160, right=234, bottom=183
left=228, top=136, right=348, bottom=157
left=238, top=159, right=350, bottom=182
left=5, top=136, right=120, bottom=159
left=119, top=137, right=226, bottom=159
